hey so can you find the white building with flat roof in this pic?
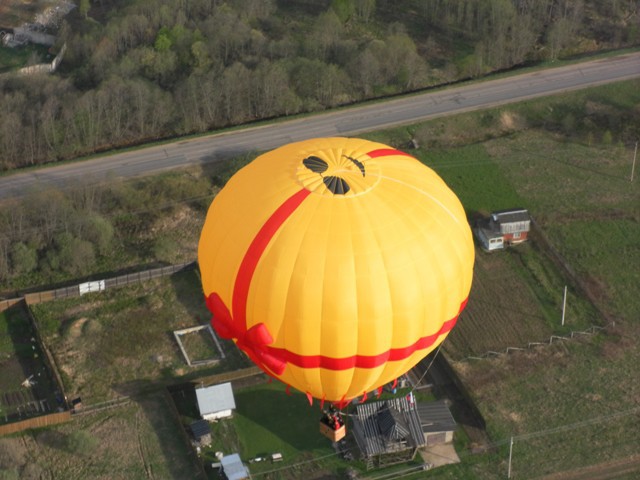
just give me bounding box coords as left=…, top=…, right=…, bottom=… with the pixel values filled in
left=196, top=382, right=236, bottom=421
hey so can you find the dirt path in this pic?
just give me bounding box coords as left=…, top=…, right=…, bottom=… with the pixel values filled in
left=537, top=455, right=640, bottom=480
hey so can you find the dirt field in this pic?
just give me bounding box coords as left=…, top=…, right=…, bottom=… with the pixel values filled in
left=0, top=392, right=204, bottom=479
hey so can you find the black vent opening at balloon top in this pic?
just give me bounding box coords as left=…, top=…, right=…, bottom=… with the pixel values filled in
left=302, top=155, right=358, bottom=195
left=323, top=176, right=350, bottom=194
left=303, top=156, right=328, bottom=173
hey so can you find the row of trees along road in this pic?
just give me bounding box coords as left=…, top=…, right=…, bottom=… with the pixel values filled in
left=1, top=0, right=639, bottom=169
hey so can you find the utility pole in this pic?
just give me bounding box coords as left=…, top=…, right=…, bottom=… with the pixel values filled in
left=561, top=285, right=567, bottom=327
left=631, top=141, right=638, bottom=182
left=508, top=436, right=514, bottom=478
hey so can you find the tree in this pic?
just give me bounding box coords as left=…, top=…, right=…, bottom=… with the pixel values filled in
left=306, top=10, right=343, bottom=61
left=354, top=0, right=375, bottom=23
left=9, top=242, right=38, bottom=275
left=46, top=232, right=95, bottom=276
left=331, top=0, right=355, bottom=23
left=78, top=214, right=114, bottom=256
left=219, top=62, right=251, bottom=123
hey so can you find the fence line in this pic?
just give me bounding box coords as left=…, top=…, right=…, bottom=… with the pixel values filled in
left=529, top=217, right=613, bottom=324
left=72, top=396, right=132, bottom=416
left=454, top=324, right=609, bottom=363
left=1, top=261, right=196, bottom=313
left=0, top=411, right=71, bottom=436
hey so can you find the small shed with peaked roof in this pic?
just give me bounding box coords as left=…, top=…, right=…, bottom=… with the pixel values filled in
left=189, top=419, right=212, bottom=447
left=196, top=382, right=236, bottom=421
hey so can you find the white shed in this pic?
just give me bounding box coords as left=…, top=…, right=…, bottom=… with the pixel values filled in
left=196, top=382, right=236, bottom=421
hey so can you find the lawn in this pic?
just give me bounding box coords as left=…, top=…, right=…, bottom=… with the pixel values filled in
left=0, top=44, right=52, bottom=73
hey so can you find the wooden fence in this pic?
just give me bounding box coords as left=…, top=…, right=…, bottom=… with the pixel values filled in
left=1, top=262, right=196, bottom=312
left=0, top=411, right=71, bottom=436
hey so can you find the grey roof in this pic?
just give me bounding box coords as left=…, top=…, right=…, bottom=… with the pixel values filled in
left=189, top=419, right=211, bottom=439
left=416, top=400, right=456, bottom=433
left=491, top=208, right=530, bottom=225
left=351, top=396, right=425, bottom=457
left=221, top=453, right=250, bottom=480
left=196, top=382, right=236, bottom=416
left=378, top=404, right=410, bottom=441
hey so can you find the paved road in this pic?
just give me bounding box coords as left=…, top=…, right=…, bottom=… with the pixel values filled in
left=1, top=52, right=639, bottom=199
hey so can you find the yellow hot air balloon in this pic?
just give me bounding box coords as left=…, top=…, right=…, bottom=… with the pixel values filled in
left=198, top=137, right=474, bottom=405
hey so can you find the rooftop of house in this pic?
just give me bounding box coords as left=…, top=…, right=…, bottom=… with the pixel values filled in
left=416, top=399, right=457, bottom=433
left=221, top=453, right=251, bottom=480
left=491, top=208, right=530, bottom=224
left=351, top=395, right=425, bottom=457
left=195, top=382, right=236, bottom=415
left=189, top=419, right=211, bottom=438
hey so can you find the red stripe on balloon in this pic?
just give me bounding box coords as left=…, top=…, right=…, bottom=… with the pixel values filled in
left=266, top=300, right=466, bottom=371
left=366, top=148, right=413, bottom=158
left=232, top=188, right=311, bottom=327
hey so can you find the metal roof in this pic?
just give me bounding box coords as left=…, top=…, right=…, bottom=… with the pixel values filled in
left=195, top=382, right=236, bottom=416
left=189, top=419, right=211, bottom=439
left=221, top=453, right=250, bottom=480
left=351, top=396, right=425, bottom=457
left=417, top=400, right=457, bottom=433
left=491, top=208, right=530, bottom=224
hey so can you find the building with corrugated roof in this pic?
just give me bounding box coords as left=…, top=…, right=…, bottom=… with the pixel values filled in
left=351, top=395, right=425, bottom=469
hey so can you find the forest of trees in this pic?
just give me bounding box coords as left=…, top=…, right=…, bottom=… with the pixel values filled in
left=0, top=0, right=638, bottom=170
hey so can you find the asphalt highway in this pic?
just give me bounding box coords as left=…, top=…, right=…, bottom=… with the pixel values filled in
left=1, top=51, right=639, bottom=199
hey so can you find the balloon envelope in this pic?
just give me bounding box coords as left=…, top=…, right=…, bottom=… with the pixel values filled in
left=198, top=137, right=474, bottom=403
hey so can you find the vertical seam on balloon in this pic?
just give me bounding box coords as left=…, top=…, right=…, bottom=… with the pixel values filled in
left=232, top=188, right=312, bottom=330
